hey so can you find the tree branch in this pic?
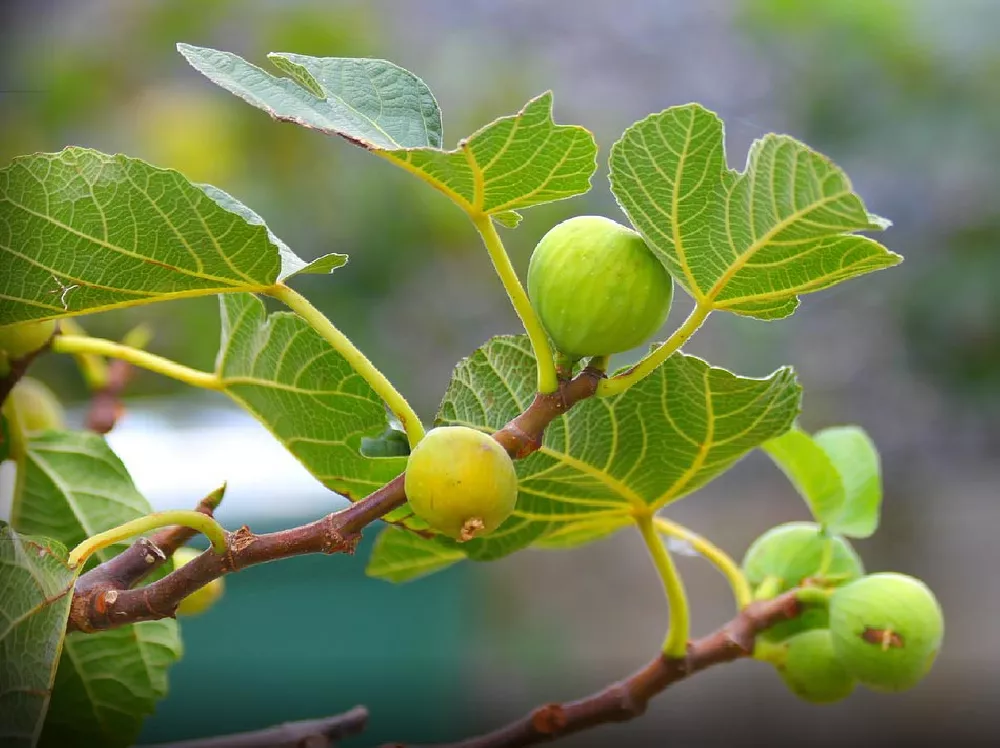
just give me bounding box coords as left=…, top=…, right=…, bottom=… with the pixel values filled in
left=0, top=331, right=56, bottom=408
left=67, top=367, right=603, bottom=633
left=143, top=706, right=368, bottom=748
left=388, top=590, right=804, bottom=748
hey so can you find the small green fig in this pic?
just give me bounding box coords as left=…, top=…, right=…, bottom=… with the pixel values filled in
left=0, top=320, right=56, bottom=362
left=527, top=216, right=673, bottom=359
left=172, top=547, right=225, bottom=617
left=743, top=522, right=864, bottom=642
left=404, top=426, right=518, bottom=541
left=829, top=573, right=943, bottom=692
left=775, top=629, right=856, bottom=704
left=8, top=377, right=65, bottom=433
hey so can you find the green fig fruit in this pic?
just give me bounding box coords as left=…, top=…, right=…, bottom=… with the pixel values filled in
left=527, top=216, right=673, bottom=359
left=829, top=573, right=943, bottom=692
left=0, top=320, right=56, bottom=374
left=173, top=547, right=225, bottom=617
left=775, top=629, right=856, bottom=704
left=7, top=377, right=65, bottom=433
left=743, top=522, right=864, bottom=642
left=404, top=426, right=518, bottom=541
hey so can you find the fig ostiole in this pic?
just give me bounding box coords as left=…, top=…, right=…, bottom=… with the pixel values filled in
left=404, top=425, right=518, bottom=542
left=527, top=215, right=673, bottom=359
left=829, top=572, right=943, bottom=693
left=172, top=547, right=225, bottom=617
left=773, top=629, right=856, bottom=704
left=6, top=377, right=65, bottom=433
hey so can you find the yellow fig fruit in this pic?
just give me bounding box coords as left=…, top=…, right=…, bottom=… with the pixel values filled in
left=404, top=426, right=518, bottom=541
left=173, top=547, right=225, bottom=617
left=8, top=377, right=65, bottom=433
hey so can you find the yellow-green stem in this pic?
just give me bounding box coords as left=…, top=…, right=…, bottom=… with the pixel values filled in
left=654, top=516, right=752, bottom=610
left=52, top=336, right=221, bottom=391
left=636, top=512, right=690, bottom=657
left=59, top=319, right=109, bottom=389
left=267, top=283, right=426, bottom=447
left=68, top=510, right=228, bottom=569
left=598, top=303, right=711, bottom=397
left=472, top=215, right=559, bottom=394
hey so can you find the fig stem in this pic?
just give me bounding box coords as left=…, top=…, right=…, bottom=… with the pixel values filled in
left=472, top=214, right=559, bottom=394
left=654, top=516, right=752, bottom=610
left=68, top=507, right=228, bottom=569
left=52, top=335, right=221, bottom=391
left=636, top=512, right=690, bottom=657
left=597, top=302, right=711, bottom=397
left=59, top=318, right=110, bottom=389
left=267, top=283, right=426, bottom=447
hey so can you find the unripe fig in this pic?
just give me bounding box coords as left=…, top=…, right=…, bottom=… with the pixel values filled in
left=8, top=377, right=65, bottom=433
left=527, top=216, right=673, bottom=359
left=829, top=573, right=943, bottom=692
left=743, top=522, right=864, bottom=642
left=775, top=629, right=856, bottom=704
left=404, top=426, right=518, bottom=541
left=0, top=320, right=56, bottom=361
left=172, top=547, right=225, bottom=617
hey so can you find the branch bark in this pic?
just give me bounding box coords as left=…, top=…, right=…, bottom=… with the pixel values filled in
left=387, top=590, right=804, bottom=748
left=67, top=366, right=603, bottom=633
left=143, top=706, right=368, bottom=748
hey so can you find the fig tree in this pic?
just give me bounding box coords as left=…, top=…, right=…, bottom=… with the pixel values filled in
left=173, top=547, right=225, bottom=617
left=829, top=572, right=943, bottom=692
left=526, top=215, right=673, bottom=359
left=743, top=522, right=864, bottom=642
left=404, top=425, right=518, bottom=541
left=7, top=377, right=65, bottom=433
left=0, top=320, right=56, bottom=373
left=775, top=629, right=856, bottom=704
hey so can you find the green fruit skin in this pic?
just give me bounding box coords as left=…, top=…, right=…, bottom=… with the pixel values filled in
left=0, top=320, right=56, bottom=360
left=173, top=548, right=225, bottom=617
left=829, top=573, right=944, bottom=693
left=776, top=629, right=856, bottom=704
left=8, top=377, right=65, bottom=433
left=527, top=216, right=673, bottom=359
left=743, top=522, right=864, bottom=642
left=405, top=426, right=518, bottom=541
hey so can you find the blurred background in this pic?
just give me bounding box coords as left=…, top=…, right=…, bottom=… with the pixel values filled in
left=2, top=0, right=998, bottom=745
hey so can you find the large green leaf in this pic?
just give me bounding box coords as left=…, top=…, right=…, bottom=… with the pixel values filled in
left=8, top=430, right=183, bottom=747
left=365, top=526, right=465, bottom=583
left=0, top=149, right=340, bottom=327
left=38, top=621, right=182, bottom=748
left=0, top=525, right=75, bottom=748
left=179, top=45, right=597, bottom=222
left=367, top=335, right=801, bottom=580
left=216, top=293, right=408, bottom=503
left=609, top=104, right=901, bottom=319
left=763, top=424, right=882, bottom=538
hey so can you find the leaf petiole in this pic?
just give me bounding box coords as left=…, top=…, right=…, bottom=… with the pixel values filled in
left=68, top=509, right=228, bottom=569
left=267, top=283, right=426, bottom=447
left=654, top=516, right=752, bottom=610
left=52, top=335, right=222, bottom=390
left=597, top=303, right=711, bottom=397
left=635, top=512, right=690, bottom=658
left=472, top=215, right=559, bottom=394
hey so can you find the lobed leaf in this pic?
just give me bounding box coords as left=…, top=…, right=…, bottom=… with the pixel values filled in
left=0, top=149, right=339, bottom=327
left=367, top=335, right=802, bottom=580
left=179, top=45, right=597, bottom=220
left=7, top=431, right=183, bottom=747
left=0, top=525, right=75, bottom=748
left=762, top=424, right=882, bottom=538
left=216, top=293, right=408, bottom=504
left=609, top=104, right=900, bottom=319
left=366, top=526, right=465, bottom=583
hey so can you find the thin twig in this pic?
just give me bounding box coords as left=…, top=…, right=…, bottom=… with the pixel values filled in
left=142, top=706, right=368, bottom=748
left=67, top=367, right=603, bottom=632
left=0, top=331, right=56, bottom=407
left=387, top=591, right=804, bottom=748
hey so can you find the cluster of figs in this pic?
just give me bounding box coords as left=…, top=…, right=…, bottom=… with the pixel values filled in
left=743, top=523, right=944, bottom=702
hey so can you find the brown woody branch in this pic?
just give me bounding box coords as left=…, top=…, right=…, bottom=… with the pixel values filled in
left=0, top=331, right=56, bottom=408
left=67, top=366, right=603, bottom=633
left=388, top=590, right=804, bottom=748
left=144, top=705, right=368, bottom=748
